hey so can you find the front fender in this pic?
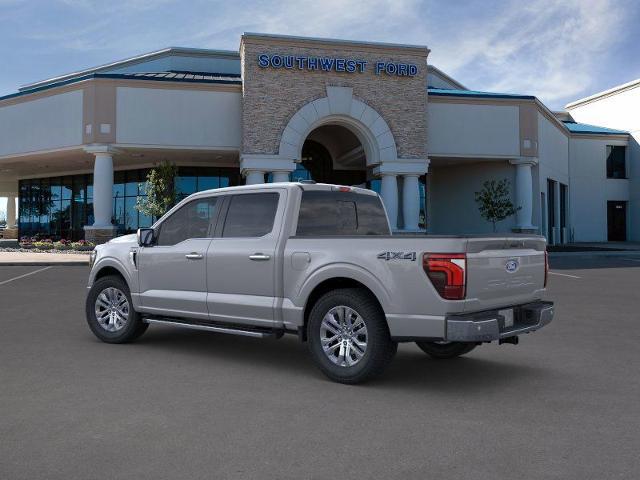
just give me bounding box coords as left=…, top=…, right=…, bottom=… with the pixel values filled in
left=88, top=256, right=135, bottom=292
left=296, top=262, right=393, bottom=313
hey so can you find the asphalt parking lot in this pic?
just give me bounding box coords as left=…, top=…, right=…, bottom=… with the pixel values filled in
left=1, top=257, right=639, bottom=479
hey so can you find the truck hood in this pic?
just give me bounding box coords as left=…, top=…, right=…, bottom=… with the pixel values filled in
left=108, top=233, right=137, bottom=245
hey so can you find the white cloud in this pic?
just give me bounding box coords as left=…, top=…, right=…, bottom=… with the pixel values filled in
left=426, top=0, right=628, bottom=107
left=3, top=0, right=634, bottom=109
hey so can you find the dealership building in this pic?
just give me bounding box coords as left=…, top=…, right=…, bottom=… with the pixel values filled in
left=0, top=33, right=637, bottom=243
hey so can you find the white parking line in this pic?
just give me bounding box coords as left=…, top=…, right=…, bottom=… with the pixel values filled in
left=548, top=271, right=581, bottom=279
left=0, top=266, right=52, bottom=286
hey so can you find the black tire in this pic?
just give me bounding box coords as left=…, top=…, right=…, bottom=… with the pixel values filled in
left=307, top=288, right=397, bottom=384
left=85, top=275, right=148, bottom=344
left=415, top=341, right=477, bottom=359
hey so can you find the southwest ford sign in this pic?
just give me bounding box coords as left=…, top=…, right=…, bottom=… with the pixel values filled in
left=257, top=54, right=418, bottom=77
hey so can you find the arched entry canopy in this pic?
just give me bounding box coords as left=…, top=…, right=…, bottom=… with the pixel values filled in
left=278, top=86, right=398, bottom=166
left=240, top=86, right=429, bottom=231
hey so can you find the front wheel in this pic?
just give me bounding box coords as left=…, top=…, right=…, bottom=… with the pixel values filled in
left=85, top=275, right=148, bottom=343
left=307, top=288, right=397, bottom=384
left=415, top=341, right=477, bottom=359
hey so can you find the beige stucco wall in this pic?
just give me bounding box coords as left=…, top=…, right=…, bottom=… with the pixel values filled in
left=240, top=35, right=428, bottom=160
left=0, top=90, right=83, bottom=157
left=115, top=86, right=242, bottom=148
left=427, top=101, right=520, bottom=157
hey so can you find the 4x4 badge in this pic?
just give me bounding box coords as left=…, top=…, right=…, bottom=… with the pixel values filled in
left=377, top=251, right=417, bottom=261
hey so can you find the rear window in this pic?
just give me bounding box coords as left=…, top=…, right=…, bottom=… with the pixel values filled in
left=296, top=190, right=390, bottom=236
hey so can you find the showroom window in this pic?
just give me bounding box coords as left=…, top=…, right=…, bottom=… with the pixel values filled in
left=18, top=166, right=240, bottom=240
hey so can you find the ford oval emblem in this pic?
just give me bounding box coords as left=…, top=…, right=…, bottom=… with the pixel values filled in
left=505, top=259, right=519, bottom=273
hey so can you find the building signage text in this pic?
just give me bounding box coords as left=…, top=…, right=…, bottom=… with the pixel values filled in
left=257, top=53, right=418, bottom=77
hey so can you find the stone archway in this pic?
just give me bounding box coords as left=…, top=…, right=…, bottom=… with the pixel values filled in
left=278, top=86, right=398, bottom=166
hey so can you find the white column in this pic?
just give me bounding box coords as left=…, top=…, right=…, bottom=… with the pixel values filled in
left=402, top=174, right=421, bottom=231
left=380, top=174, right=398, bottom=230
left=6, top=195, right=17, bottom=228
left=92, top=152, right=114, bottom=227
left=271, top=171, right=290, bottom=183
left=245, top=170, right=265, bottom=185
left=510, top=158, right=537, bottom=231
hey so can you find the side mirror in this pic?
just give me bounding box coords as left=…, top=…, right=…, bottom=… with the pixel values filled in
left=137, top=228, right=155, bottom=247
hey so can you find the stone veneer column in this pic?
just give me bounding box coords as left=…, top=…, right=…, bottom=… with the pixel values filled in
left=510, top=157, right=538, bottom=233
left=84, top=145, right=118, bottom=244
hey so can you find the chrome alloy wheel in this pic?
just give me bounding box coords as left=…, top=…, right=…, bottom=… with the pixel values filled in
left=94, top=287, right=129, bottom=332
left=320, top=306, right=368, bottom=367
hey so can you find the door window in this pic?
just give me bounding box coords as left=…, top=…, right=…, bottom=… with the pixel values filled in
left=156, top=197, right=218, bottom=246
left=222, top=193, right=279, bottom=238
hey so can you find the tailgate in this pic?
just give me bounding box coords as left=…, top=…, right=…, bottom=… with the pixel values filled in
left=464, top=236, right=546, bottom=312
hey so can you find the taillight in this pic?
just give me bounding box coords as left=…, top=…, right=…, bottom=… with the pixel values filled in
left=544, top=250, right=549, bottom=287
left=423, top=253, right=466, bottom=300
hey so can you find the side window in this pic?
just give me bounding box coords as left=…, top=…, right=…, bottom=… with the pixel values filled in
left=606, top=145, right=626, bottom=179
left=156, top=197, right=218, bottom=246
left=222, top=193, right=279, bottom=238
left=296, top=191, right=390, bottom=236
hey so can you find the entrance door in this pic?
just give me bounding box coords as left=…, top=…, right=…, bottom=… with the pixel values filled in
left=607, top=201, right=627, bottom=241
left=301, top=140, right=367, bottom=185
left=138, top=197, right=219, bottom=320
left=547, top=179, right=555, bottom=242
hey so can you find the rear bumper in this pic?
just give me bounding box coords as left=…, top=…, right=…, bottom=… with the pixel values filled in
left=445, top=301, right=554, bottom=342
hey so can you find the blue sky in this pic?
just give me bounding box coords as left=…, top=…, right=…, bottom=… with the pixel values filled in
left=1, top=0, right=639, bottom=214
left=1, top=0, right=639, bottom=109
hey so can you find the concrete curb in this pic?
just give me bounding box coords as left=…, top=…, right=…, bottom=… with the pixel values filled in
left=0, top=262, right=89, bottom=266
left=549, top=250, right=640, bottom=258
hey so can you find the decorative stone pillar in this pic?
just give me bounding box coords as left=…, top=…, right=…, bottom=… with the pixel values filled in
left=84, top=145, right=118, bottom=244
left=271, top=171, right=290, bottom=183
left=379, top=174, right=398, bottom=230
left=244, top=170, right=265, bottom=185
left=509, top=157, right=538, bottom=233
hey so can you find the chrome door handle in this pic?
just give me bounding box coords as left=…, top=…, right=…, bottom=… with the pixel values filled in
left=249, top=253, right=271, bottom=261
left=185, top=253, right=204, bottom=260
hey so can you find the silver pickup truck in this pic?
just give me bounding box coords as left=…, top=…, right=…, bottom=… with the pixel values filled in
left=86, top=182, right=553, bottom=384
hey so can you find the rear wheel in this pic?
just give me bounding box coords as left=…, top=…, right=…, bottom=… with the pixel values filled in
left=85, top=275, right=148, bottom=343
left=307, top=288, right=397, bottom=384
left=415, top=341, right=477, bottom=359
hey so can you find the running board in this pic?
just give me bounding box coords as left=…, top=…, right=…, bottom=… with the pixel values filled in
left=144, top=318, right=276, bottom=338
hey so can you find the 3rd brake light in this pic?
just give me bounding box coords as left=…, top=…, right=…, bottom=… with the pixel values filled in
left=423, top=253, right=467, bottom=300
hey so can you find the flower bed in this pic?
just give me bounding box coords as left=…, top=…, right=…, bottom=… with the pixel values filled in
left=15, top=237, right=95, bottom=254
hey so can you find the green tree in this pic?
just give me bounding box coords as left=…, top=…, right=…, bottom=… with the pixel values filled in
left=136, top=161, right=178, bottom=218
left=474, top=179, right=520, bottom=232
